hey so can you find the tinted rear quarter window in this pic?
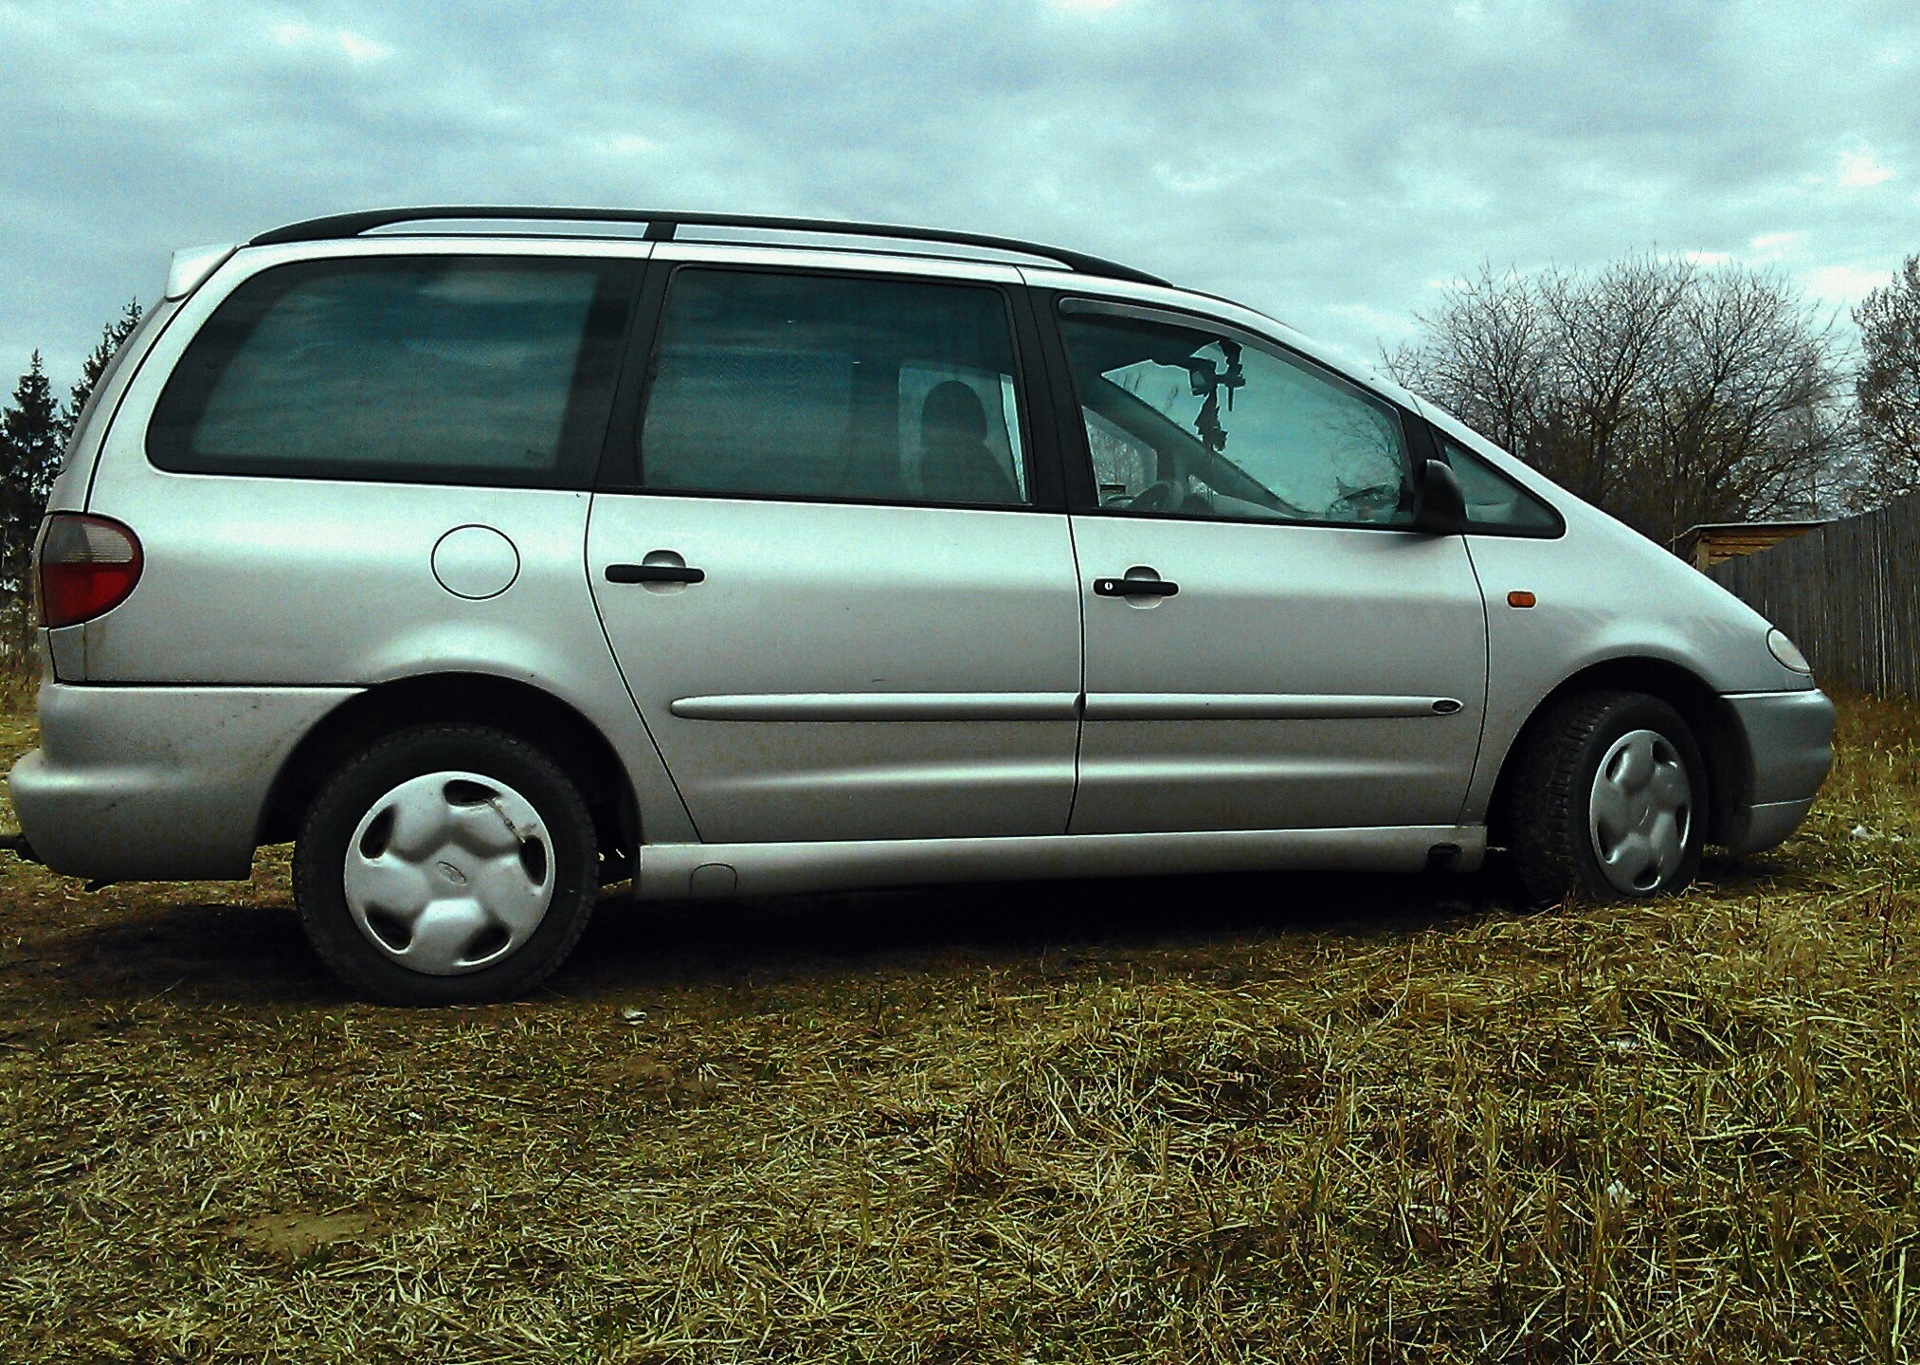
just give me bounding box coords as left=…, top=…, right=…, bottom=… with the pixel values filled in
left=148, top=256, right=633, bottom=486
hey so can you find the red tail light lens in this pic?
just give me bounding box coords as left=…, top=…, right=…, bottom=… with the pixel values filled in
left=38, top=514, right=143, bottom=628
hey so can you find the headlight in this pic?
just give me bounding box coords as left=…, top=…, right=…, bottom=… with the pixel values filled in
left=1766, top=628, right=1812, bottom=675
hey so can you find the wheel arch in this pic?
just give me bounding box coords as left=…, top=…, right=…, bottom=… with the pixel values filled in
left=259, top=673, right=639, bottom=875
left=1488, top=656, right=1750, bottom=849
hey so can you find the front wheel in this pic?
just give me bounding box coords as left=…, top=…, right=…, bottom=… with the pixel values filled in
left=1503, top=691, right=1707, bottom=906
left=293, top=725, right=598, bottom=1005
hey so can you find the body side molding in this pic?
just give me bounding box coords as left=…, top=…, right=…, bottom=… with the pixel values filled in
left=637, top=824, right=1487, bottom=899
left=1083, top=693, right=1465, bottom=721
left=669, top=692, right=1082, bottom=722
left=669, top=692, right=1462, bottom=722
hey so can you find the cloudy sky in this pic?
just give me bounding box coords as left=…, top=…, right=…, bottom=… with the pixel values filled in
left=3, top=0, right=1917, bottom=395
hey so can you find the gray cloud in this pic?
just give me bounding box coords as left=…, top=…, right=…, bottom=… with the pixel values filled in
left=4, top=0, right=1917, bottom=390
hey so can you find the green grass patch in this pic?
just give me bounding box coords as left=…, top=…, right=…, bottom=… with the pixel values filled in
left=0, top=695, right=1914, bottom=1362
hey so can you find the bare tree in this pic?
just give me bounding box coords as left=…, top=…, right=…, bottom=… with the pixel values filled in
left=1853, top=254, right=1920, bottom=502
left=1388, top=254, right=1845, bottom=547
left=1388, top=263, right=1553, bottom=459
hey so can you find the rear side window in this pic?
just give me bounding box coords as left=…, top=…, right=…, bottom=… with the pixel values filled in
left=148, top=257, right=634, bottom=486
left=636, top=269, right=1029, bottom=506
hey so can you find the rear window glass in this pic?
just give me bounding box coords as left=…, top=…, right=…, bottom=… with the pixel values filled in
left=148, top=257, right=632, bottom=486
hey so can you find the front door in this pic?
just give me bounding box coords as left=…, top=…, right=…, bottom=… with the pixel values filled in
left=588, top=262, right=1082, bottom=844
left=1052, top=300, right=1488, bottom=834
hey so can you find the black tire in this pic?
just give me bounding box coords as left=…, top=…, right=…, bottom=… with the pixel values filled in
left=292, top=724, right=598, bottom=1005
left=1502, top=690, right=1707, bottom=907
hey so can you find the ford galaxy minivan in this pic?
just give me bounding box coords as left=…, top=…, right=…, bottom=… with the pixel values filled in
left=7, top=208, right=1835, bottom=1003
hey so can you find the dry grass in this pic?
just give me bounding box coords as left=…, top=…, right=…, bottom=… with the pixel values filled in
left=0, top=694, right=1915, bottom=1363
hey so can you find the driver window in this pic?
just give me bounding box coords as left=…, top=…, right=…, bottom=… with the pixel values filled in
left=1059, top=309, right=1414, bottom=526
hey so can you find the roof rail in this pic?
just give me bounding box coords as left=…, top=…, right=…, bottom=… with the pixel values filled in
left=248, top=206, right=1170, bottom=287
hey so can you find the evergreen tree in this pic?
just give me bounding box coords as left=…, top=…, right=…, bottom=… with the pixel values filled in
left=58, top=298, right=143, bottom=444
left=0, top=351, right=61, bottom=622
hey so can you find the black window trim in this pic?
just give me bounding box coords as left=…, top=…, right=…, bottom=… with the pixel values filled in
left=1044, top=292, right=1431, bottom=534
left=592, top=260, right=1067, bottom=514
left=145, top=252, right=643, bottom=491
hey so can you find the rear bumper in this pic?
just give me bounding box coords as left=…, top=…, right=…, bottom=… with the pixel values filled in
left=1721, top=687, right=1835, bottom=855
left=8, top=683, right=357, bottom=881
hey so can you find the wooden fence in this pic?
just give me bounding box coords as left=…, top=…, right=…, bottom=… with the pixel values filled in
left=1708, top=491, right=1920, bottom=699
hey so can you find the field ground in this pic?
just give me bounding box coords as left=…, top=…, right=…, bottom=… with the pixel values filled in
left=0, top=697, right=1917, bottom=1363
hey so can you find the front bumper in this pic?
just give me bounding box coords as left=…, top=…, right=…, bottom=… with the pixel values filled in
left=1721, top=687, right=1836, bottom=855
left=9, top=683, right=357, bottom=881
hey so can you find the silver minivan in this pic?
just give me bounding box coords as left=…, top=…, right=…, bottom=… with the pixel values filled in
left=8, top=208, right=1835, bottom=1003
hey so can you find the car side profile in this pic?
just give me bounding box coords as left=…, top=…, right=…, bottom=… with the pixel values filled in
left=7, top=208, right=1835, bottom=1004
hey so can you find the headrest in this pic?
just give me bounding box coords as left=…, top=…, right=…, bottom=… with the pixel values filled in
left=921, top=380, right=988, bottom=444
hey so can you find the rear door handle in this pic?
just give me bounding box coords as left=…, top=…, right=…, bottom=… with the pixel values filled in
left=606, top=563, right=705, bottom=585
left=1094, top=576, right=1178, bottom=598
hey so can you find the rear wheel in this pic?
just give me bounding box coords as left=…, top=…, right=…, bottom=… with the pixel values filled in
left=293, top=725, right=597, bottom=1004
left=1504, top=691, right=1706, bottom=906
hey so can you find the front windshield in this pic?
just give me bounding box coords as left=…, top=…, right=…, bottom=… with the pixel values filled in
left=1062, top=311, right=1413, bottom=526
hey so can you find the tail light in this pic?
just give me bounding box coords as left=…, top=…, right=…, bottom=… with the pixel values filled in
left=38, top=514, right=143, bottom=628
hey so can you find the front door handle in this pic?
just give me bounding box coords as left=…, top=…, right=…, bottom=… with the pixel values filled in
left=606, top=563, right=705, bottom=585
left=1094, top=575, right=1178, bottom=598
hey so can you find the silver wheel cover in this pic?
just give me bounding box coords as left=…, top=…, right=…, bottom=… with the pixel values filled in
left=343, top=770, right=556, bottom=976
left=1587, top=729, right=1692, bottom=894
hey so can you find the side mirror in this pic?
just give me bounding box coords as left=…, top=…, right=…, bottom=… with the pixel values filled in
left=1411, top=458, right=1466, bottom=535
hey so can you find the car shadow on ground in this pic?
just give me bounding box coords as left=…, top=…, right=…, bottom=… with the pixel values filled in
left=562, top=868, right=1502, bottom=994
left=4, top=895, right=338, bottom=1009
left=12, top=853, right=1771, bottom=1009
left=634, top=848, right=1772, bottom=983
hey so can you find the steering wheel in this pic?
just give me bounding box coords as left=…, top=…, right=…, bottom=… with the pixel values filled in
left=1326, top=482, right=1402, bottom=524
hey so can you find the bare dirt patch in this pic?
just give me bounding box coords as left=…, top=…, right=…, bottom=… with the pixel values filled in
left=232, top=1204, right=417, bottom=1260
